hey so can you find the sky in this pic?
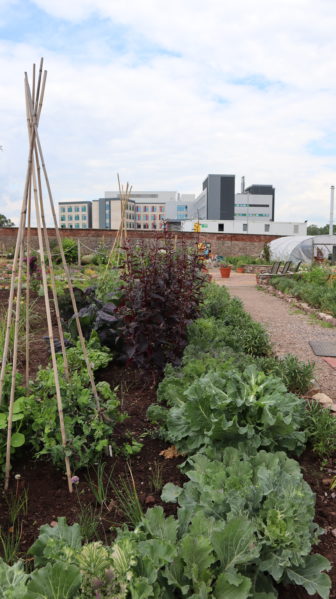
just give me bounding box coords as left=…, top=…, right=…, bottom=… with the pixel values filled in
left=1, top=0, right=336, bottom=226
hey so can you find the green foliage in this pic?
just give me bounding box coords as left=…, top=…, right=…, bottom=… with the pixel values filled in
left=270, top=266, right=336, bottom=317
left=256, top=354, right=314, bottom=395
left=307, top=223, right=336, bottom=235
left=52, top=238, right=78, bottom=264
left=22, top=337, right=125, bottom=469
left=162, top=449, right=321, bottom=581
left=0, top=385, right=26, bottom=473
left=0, top=558, right=28, bottom=598
left=112, top=469, right=144, bottom=528
left=0, top=214, right=15, bottom=228
left=149, top=366, right=307, bottom=455
left=28, top=517, right=81, bottom=568
left=25, top=562, right=81, bottom=599
left=305, top=401, right=336, bottom=459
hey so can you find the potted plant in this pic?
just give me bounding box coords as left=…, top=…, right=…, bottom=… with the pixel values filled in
left=219, top=261, right=231, bottom=278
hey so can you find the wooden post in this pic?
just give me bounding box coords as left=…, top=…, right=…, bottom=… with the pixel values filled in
left=77, top=239, right=81, bottom=266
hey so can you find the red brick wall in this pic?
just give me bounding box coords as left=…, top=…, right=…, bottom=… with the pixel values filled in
left=0, top=228, right=281, bottom=257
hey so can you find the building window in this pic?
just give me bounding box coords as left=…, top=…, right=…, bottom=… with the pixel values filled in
left=75, top=207, right=79, bottom=212
left=81, top=206, right=87, bottom=212
left=143, top=223, right=149, bottom=229
left=152, top=223, right=157, bottom=229
left=137, top=224, right=141, bottom=229
left=218, top=223, right=224, bottom=232
left=151, top=215, right=156, bottom=221
left=264, top=224, right=270, bottom=232
left=75, top=224, right=80, bottom=228
left=82, top=215, right=87, bottom=221
left=68, top=215, right=73, bottom=221
left=159, top=206, right=164, bottom=212
left=136, top=206, right=141, bottom=212
left=151, top=206, right=156, bottom=212
left=143, top=206, right=148, bottom=212
left=75, top=215, right=80, bottom=221
left=82, top=224, right=87, bottom=229
left=67, top=207, right=72, bottom=212
left=61, top=224, right=65, bottom=228
left=61, top=207, right=65, bottom=213
left=61, top=216, right=66, bottom=221
left=69, top=224, right=73, bottom=229
left=243, top=224, right=248, bottom=232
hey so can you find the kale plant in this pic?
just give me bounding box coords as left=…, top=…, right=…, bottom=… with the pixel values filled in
left=148, top=365, right=307, bottom=455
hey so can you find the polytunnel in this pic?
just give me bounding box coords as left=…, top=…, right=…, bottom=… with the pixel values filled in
left=268, top=235, right=336, bottom=264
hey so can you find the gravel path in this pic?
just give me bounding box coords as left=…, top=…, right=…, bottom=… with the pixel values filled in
left=213, top=271, right=336, bottom=399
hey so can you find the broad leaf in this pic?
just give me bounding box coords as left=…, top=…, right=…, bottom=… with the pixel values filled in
left=212, top=518, right=259, bottom=570
left=214, top=571, right=251, bottom=599
left=286, top=554, right=331, bottom=599
left=24, top=562, right=80, bottom=599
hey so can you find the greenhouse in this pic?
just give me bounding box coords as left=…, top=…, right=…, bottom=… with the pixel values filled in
left=269, top=234, right=336, bottom=263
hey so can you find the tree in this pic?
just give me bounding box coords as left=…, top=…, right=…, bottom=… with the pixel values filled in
left=0, top=214, right=15, bottom=228
left=307, top=224, right=336, bottom=235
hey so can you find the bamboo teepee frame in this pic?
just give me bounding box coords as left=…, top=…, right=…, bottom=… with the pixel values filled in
left=105, top=175, right=132, bottom=271
left=0, top=59, right=101, bottom=492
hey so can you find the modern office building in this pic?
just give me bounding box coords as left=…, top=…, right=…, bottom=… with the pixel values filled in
left=90, top=191, right=195, bottom=230
left=192, top=175, right=275, bottom=222
left=59, top=201, right=92, bottom=228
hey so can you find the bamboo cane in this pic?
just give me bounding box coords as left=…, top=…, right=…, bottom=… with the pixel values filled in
left=34, top=147, right=70, bottom=381
left=25, top=178, right=32, bottom=388
left=0, top=69, right=43, bottom=405
left=5, top=225, right=27, bottom=489
left=24, top=84, right=100, bottom=410
left=29, top=147, right=72, bottom=493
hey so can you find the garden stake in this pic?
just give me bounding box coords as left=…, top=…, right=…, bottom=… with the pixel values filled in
left=34, top=147, right=70, bottom=381
left=30, top=150, right=72, bottom=493
left=0, top=62, right=43, bottom=405
left=25, top=76, right=101, bottom=412
left=26, top=81, right=72, bottom=492
left=4, top=239, right=25, bottom=491
left=25, top=177, right=32, bottom=387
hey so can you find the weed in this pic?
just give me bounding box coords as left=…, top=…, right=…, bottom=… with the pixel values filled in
left=85, top=462, right=114, bottom=507
left=4, top=487, right=28, bottom=524
left=0, top=523, right=22, bottom=564
left=149, top=461, right=163, bottom=493
left=77, top=502, right=101, bottom=542
left=112, top=465, right=143, bottom=527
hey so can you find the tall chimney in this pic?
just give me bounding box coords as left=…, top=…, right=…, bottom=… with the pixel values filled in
left=241, top=176, right=245, bottom=193
left=329, top=185, right=335, bottom=235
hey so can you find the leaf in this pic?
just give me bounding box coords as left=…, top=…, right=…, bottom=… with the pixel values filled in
left=286, top=554, right=331, bottom=599
left=130, top=576, right=154, bottom=598
left=142, top=507, right=178, bottom=545
left=214, top=571, right=251, bottom=599
left=0, top=413, right=7, bottom=429
left=159, top=446, right=181, bottom=459
left=161, top=483, right=182, bottom=503
left=28, top=517, right=81, bottom=567
left=25, top=562, right=80, bottom=599
left=11, top=432, right=25, bottom=447
left=212, top=518, right=259, bottom=570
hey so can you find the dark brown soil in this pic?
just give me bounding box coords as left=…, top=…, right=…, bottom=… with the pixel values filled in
left=0, top=287, right=335, bottom=597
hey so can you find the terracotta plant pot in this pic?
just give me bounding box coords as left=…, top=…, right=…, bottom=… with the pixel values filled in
left=220, top=266, right=231, bottom=278
left=236, top=267, right=245, bottom=273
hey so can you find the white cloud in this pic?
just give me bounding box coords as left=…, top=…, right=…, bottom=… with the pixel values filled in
left=1, top=1, right=336, bottom=226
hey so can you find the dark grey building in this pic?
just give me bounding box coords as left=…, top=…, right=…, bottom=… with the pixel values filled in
left=203, top=174, right=235, bottom=220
